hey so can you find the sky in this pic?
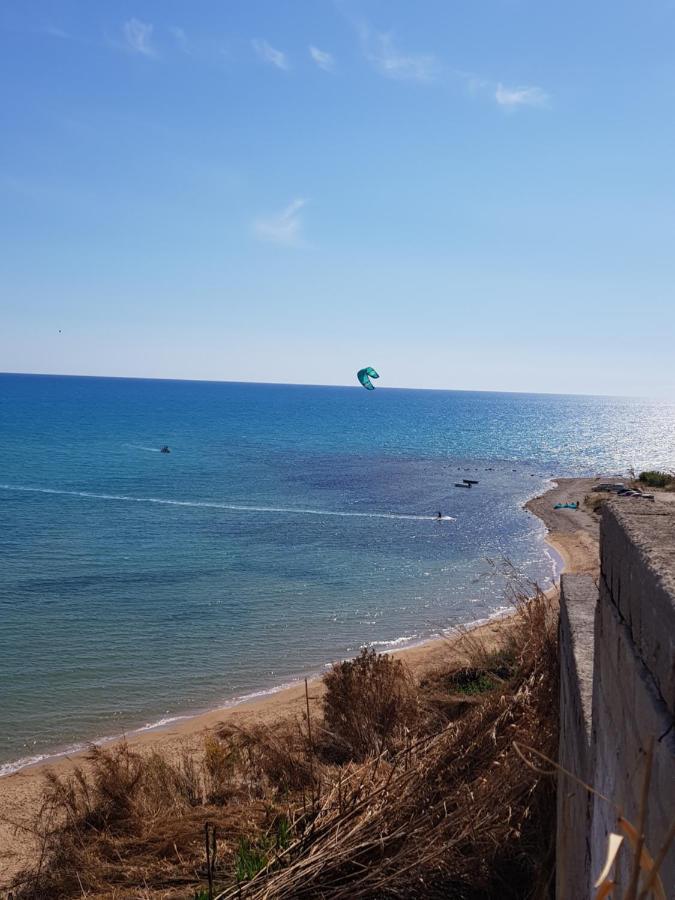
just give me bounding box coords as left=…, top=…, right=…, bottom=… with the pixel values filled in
left=1, top=0, right=674, bottom=397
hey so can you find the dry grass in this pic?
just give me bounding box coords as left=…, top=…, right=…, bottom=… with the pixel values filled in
left=8, top=743, right=275, bottom=898
left=585, top=492, right=608, bottom=515
left=222, top=586, right=557, bottom=900
left=322, top=647, right=419, bottom=761
left=215, top=720, right=314, bottom=796
left=9, top=586, right=559, bottom=900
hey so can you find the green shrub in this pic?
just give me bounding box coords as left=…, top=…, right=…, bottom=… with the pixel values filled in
left=638, top=470, right=674, bottom=488
left=446, top=649, right=515, bottom=696
left=235, top=838, right=268, bottom=882
left=449, top=669, right=496, bottom=695
left=234, top=817, right=291, bottom=883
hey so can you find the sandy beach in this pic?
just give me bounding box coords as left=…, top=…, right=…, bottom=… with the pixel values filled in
left=0, top=476, right=605, bottom=888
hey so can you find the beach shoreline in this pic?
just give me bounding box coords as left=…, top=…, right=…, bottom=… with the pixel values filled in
left=0, top=597, right=532, bottom=780
left=0, top=476, right=602, bottom=887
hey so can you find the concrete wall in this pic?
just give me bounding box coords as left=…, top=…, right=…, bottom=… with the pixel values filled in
left=557, top=574, right=597, bottom=898
left=557, top=502, right=675, bottom=898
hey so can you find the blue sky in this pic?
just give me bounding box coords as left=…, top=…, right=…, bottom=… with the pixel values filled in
left=1, top=1, right=674, bottom=396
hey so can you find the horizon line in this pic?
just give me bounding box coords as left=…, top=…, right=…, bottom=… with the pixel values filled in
left=0, top=370, right=647, bottom=401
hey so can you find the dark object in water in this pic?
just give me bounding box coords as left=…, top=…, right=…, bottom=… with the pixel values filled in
left=454, top=482, right=471, bottom=488
left=462, top=479, right=479, bottom=485
left=160, top=445, right=171, bottom=454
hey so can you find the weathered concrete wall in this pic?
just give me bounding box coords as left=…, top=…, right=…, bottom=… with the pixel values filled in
left=557, top=501, right=675, bottom=898
left=557, top=575, right=597, bottom=899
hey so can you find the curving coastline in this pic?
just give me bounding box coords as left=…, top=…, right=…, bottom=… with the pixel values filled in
left=525, top=476, right=602, bottom=578
left=0, top=476, right=601, bottom=887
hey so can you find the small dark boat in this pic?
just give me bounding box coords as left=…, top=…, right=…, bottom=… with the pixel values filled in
left=160, top=445, right=171, bottom=454
left=462, top=479, right=479, bottom=485
left=454, top=482, right=471, bottom=488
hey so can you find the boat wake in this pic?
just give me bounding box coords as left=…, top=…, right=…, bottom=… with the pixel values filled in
left=0, top=484, right=455, bottom=523
left=123, top=444, right=162, bottom=452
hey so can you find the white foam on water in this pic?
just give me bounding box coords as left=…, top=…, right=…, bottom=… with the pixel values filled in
left=0, top=735, right=115, bottom=778
left=136, top=714, right=191, bottom=732
left=123, top=443, right=162, bottom=453
left=0, top=753, right=53, bottom=777
left=0, top=484, right=456, bottom=522
left=368, top=634, right=419, bottom=649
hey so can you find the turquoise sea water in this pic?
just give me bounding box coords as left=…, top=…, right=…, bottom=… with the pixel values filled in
left=1, top=374, right=674, bottom=773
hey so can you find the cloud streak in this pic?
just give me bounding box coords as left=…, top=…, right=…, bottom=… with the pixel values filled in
left=495, top=83, right=549, bottom=110
left=43, top=25, right=71, bottom=40
left=122, top=18, right=156, bottom=57
left=253, top=199, right=307, bottom=247
left=252, top=39, right=289, bottom=70
left=309, top=45, right=335, bottom=72
left=356, top=22, right=439, bottom=82
left=169, top=26, right=189, bottom=54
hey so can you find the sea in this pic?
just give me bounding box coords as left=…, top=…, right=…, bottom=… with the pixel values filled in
left=1, top=373, right=673, bottom=775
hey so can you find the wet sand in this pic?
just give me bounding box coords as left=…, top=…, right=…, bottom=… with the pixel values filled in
left=0, top=476, right=604, bottom=888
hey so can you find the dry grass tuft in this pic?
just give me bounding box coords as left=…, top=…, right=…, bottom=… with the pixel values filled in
left=216, top=720, right=315, bottom=796
left=322, top=646, right=419, bottom=761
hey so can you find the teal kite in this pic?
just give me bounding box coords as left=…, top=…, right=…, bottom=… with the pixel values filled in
left=357, top=366, right=379, bottom=390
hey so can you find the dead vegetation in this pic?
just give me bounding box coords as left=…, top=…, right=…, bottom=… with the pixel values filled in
left=322, top=646, right=419, bottom=761
left=585, top=492, right=609, bottom=515
left=8, top=584, right=559, bottom=899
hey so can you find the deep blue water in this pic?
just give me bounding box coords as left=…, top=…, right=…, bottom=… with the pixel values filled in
left=1, top=374, right=673, bottom=772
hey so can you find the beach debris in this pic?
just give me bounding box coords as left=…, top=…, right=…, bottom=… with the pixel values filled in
left=357, top=366, right=379, bottom=390
left=554, top=502, right=579, bottom=510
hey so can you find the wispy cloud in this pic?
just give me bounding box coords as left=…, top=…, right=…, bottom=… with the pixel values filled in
left=43, top=25, right=71, bottom=40
left=122, top=18, right=156, bottom=57
left=252, top=39, right=289, bottom=71
left=169, top=26, right=189, bottom=54
left=495, top=83, right=549, bottom=110
left=309, top=45, right=335, bottom=72
left=253, top=199, right=307, bottom=246
left=358, top=24, right=439, bottom=82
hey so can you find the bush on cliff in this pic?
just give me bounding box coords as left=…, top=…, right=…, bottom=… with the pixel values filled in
left=322, top=646, right=418, bottom=760
left=638, top=470, right=674, bottom=488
